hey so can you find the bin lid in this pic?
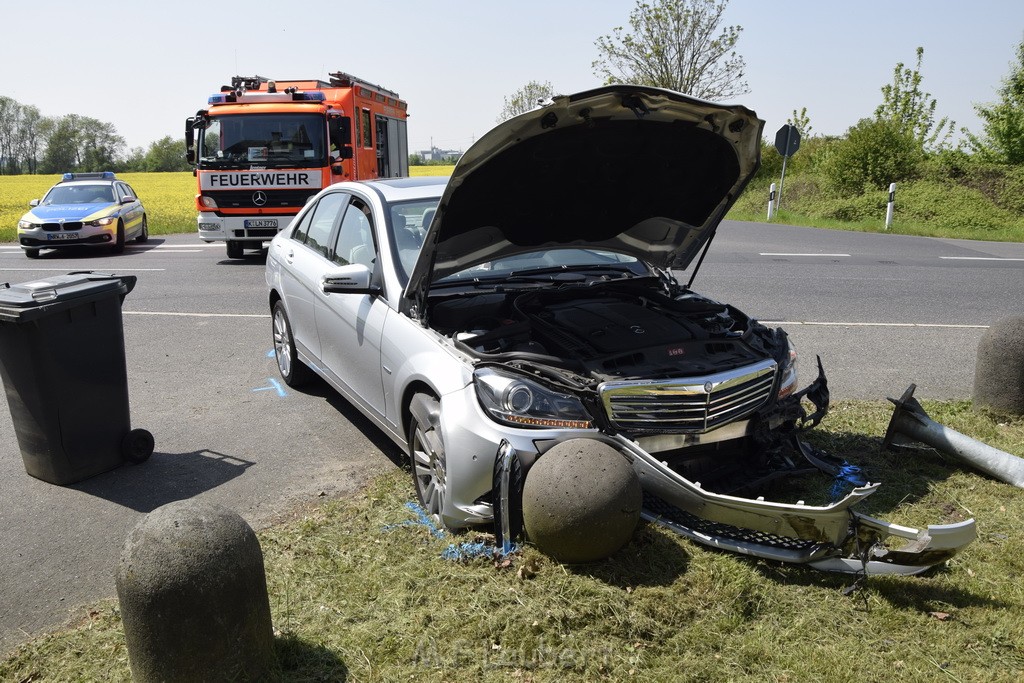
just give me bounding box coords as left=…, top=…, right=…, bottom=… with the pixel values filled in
left=0, top=271, right=136, bottom=323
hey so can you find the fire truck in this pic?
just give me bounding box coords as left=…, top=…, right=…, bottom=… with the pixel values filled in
left=185, top=72, right=409, bottom=258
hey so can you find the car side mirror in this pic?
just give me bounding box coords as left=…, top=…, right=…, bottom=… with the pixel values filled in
left=121, top=196, right=137, bottom=204
left=29, top=199, right=39, bottom=207
left=321, top=263, right=380, bottom=295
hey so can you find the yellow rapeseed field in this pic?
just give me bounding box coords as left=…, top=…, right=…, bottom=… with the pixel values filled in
left=1, top=167, right=454, bottom=243
left=0, top=172, right=196, bottom=243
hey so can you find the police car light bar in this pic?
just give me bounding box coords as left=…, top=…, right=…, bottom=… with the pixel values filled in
left=62, top=172, right=116, bottom=182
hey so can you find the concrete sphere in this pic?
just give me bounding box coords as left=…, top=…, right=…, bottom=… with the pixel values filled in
left=116, top=500, right=275, bottom=682
left=522, top=439, right=642, bottom=563
left=973, top=315, right=1024, bottom=416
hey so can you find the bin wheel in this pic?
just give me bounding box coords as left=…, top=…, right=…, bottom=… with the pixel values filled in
left=123, top=429, right=155, bottom=464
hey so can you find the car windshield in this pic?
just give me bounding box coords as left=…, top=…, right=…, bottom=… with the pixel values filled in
left=43, top=185, right=114, bottom=205
left=198, top=113, right=327, bottom=169
left=438, top=249, right=645, bottom=285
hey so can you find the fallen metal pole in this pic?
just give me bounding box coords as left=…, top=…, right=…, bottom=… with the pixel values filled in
left=884, top=384, right=1024, bottom=488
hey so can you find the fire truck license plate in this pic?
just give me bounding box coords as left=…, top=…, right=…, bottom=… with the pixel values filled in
left=244, top=219, right=278, bottom=229
left=46, top=233, right=79, bottom=241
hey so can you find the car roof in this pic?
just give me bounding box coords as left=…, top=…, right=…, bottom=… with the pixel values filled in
left=338, top=176, right=447, bottom=203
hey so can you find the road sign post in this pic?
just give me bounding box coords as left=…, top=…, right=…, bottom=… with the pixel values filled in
left=773, top=124, right=801, bottom=218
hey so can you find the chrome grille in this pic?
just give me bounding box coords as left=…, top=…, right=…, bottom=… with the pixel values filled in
left=599, top=359, right=777, bottom=432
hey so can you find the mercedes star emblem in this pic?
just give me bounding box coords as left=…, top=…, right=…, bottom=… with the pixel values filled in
left=252, top=191, right=268, bottom=206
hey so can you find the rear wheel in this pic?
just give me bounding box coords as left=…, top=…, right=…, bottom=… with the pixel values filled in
left=24, top=248, right=40, bottom=259
left=111, top=220, right=125, bottom=254
left=272, top=300, right=311, bottom=387
left=226, top=240, right=244, bottom=259
left=122, top=428, right=155, bottom=464
left=408, top=393, right=448, bottom=527
left=135, top=215, right=149, bottom=243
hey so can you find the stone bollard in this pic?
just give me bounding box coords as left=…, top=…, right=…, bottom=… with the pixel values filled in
left=521, top=439, right=642, bottom=563
left=973, top=315, right=1024, bottom=416
left=116, top=500, right=276, bottom=682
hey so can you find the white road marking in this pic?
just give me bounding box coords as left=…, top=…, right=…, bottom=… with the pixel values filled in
left=762, top=321, right=989, bottom=329
left=123, top=311, right=269, bottom=319
left=759, top=253, right=850, bottom=257
left=0, top=267, right=166, bottom=272
left=940, top=256, right=1024, bottom=261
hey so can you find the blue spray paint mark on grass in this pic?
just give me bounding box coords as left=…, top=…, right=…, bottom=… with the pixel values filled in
left=383, top=501, right=518, bottom=559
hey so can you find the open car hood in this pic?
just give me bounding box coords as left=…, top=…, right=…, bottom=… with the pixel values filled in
left=404, top=85, right=763, bottom=305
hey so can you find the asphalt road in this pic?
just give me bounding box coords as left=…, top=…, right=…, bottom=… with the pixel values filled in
left=1, top=223, right=1022, bottom=654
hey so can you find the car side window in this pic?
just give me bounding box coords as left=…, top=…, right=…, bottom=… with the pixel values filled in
left=332, top=197, right=375, bottom=267
left=303, top=192, right=347, bottom=258
left=290, top=203, right=315, bottom=243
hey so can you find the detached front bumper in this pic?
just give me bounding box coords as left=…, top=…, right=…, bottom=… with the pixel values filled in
left=629, top=436, right=977, bottom=575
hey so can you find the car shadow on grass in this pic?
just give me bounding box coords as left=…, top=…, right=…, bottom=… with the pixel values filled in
left=568, top=523, right=692, bottom=589
left=72, top=449, right=255, bottom=513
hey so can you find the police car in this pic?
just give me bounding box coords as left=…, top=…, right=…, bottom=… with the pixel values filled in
left=17, top=172, right=148, bottom=258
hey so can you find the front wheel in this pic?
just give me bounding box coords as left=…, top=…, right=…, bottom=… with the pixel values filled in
left=272, top=300, right=311, bottom=387
left=111, top=220, right=125, bottom=254
left=408, top=393, right=449, bottom=527
left=24, top=248, right=40, bottom=259
left=226, top=240, right=244, bottom=259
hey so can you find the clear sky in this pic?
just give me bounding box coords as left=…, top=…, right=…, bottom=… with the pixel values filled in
left=2, top=0, right=1022, bottom=154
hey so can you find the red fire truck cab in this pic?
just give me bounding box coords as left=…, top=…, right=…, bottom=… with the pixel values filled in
left=186, top=72, right=409, bottom=259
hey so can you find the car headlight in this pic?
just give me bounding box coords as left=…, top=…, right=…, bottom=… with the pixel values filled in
left=474, top=367, right=593, bottom=429
left=85, top=217, right=116, bottom=227
left=778, top=337, right=798, bottom=399
left=200, top=195, right=219, bottom=209
left=17, top=220, right=38, bottom=230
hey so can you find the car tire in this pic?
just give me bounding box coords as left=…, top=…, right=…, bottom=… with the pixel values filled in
left=122, top=428, right=155, bottom=464
left=226, top=240, right=244, bottom=259
left=135, top=215, right=149, bottom=243
left=24, top=248, right=40, bottom=259
left=111, top=220, right=126, bottom=254
left=272, top=300, right=311, bottom=387
left=408, top=392, right=448, bottom=527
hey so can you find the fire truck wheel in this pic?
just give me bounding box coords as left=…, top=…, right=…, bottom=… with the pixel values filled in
left=111, top=221, right=126, bottom=254
left=136, top=216, right=149, bottom=243
left=226, top=240, right=244, bottom=259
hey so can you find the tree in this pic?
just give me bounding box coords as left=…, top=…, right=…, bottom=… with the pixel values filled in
left=142, top=135, right=190, bottom=172
left=592, top=0, right=747, bottom=100
left=787, top=107, right=813, bottom=138
left=874, top=47, right=954, bottom=150
left=497, top=80, right=556, bottom=122
left=967, top=39, right=1024, bottom=165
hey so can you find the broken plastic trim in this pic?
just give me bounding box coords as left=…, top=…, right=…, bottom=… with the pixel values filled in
left=630, top=435, right=977, bottom=575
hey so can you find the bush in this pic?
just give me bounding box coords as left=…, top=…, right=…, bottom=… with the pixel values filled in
left=820, top=118, right=923, bottom=195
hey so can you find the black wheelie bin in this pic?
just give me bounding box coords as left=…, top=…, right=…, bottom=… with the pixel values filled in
left=0, top=272, right=154, bottom=485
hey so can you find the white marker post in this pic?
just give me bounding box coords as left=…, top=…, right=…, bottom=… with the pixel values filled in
left=885, top=182, right=896, bottom=230
left=767, top=183, right=776, bottom=221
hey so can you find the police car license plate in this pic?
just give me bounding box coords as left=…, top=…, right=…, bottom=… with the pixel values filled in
left=46, top=233, right=78, bottom=241
left=244, top=219, right=278, bottom=229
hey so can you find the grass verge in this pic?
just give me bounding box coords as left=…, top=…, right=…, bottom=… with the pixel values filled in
left=3, top=400, right=1023, bottom=682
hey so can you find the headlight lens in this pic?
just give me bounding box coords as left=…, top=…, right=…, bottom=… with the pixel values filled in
left=474, top=367, right=593, bottom=429
left=200, top=195, right=218, bottom=209
left=85, top=217, right=115, bottom=227
left=778, top=338, right=798, bottom=398
left=17, top=220, right=37, bottom=230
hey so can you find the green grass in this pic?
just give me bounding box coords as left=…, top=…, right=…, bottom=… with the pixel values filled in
left=4, top=400, right=1023, bottom=682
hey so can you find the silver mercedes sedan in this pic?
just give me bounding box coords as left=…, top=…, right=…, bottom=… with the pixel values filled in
left=266, top=85, right=975, bottom=574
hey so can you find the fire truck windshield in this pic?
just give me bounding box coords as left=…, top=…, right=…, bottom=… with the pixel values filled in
left=197, top=113, right=327, bottom=169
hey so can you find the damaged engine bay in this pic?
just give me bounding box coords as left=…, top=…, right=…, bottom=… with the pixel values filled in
left=431, top=273, right=822, bottom=495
